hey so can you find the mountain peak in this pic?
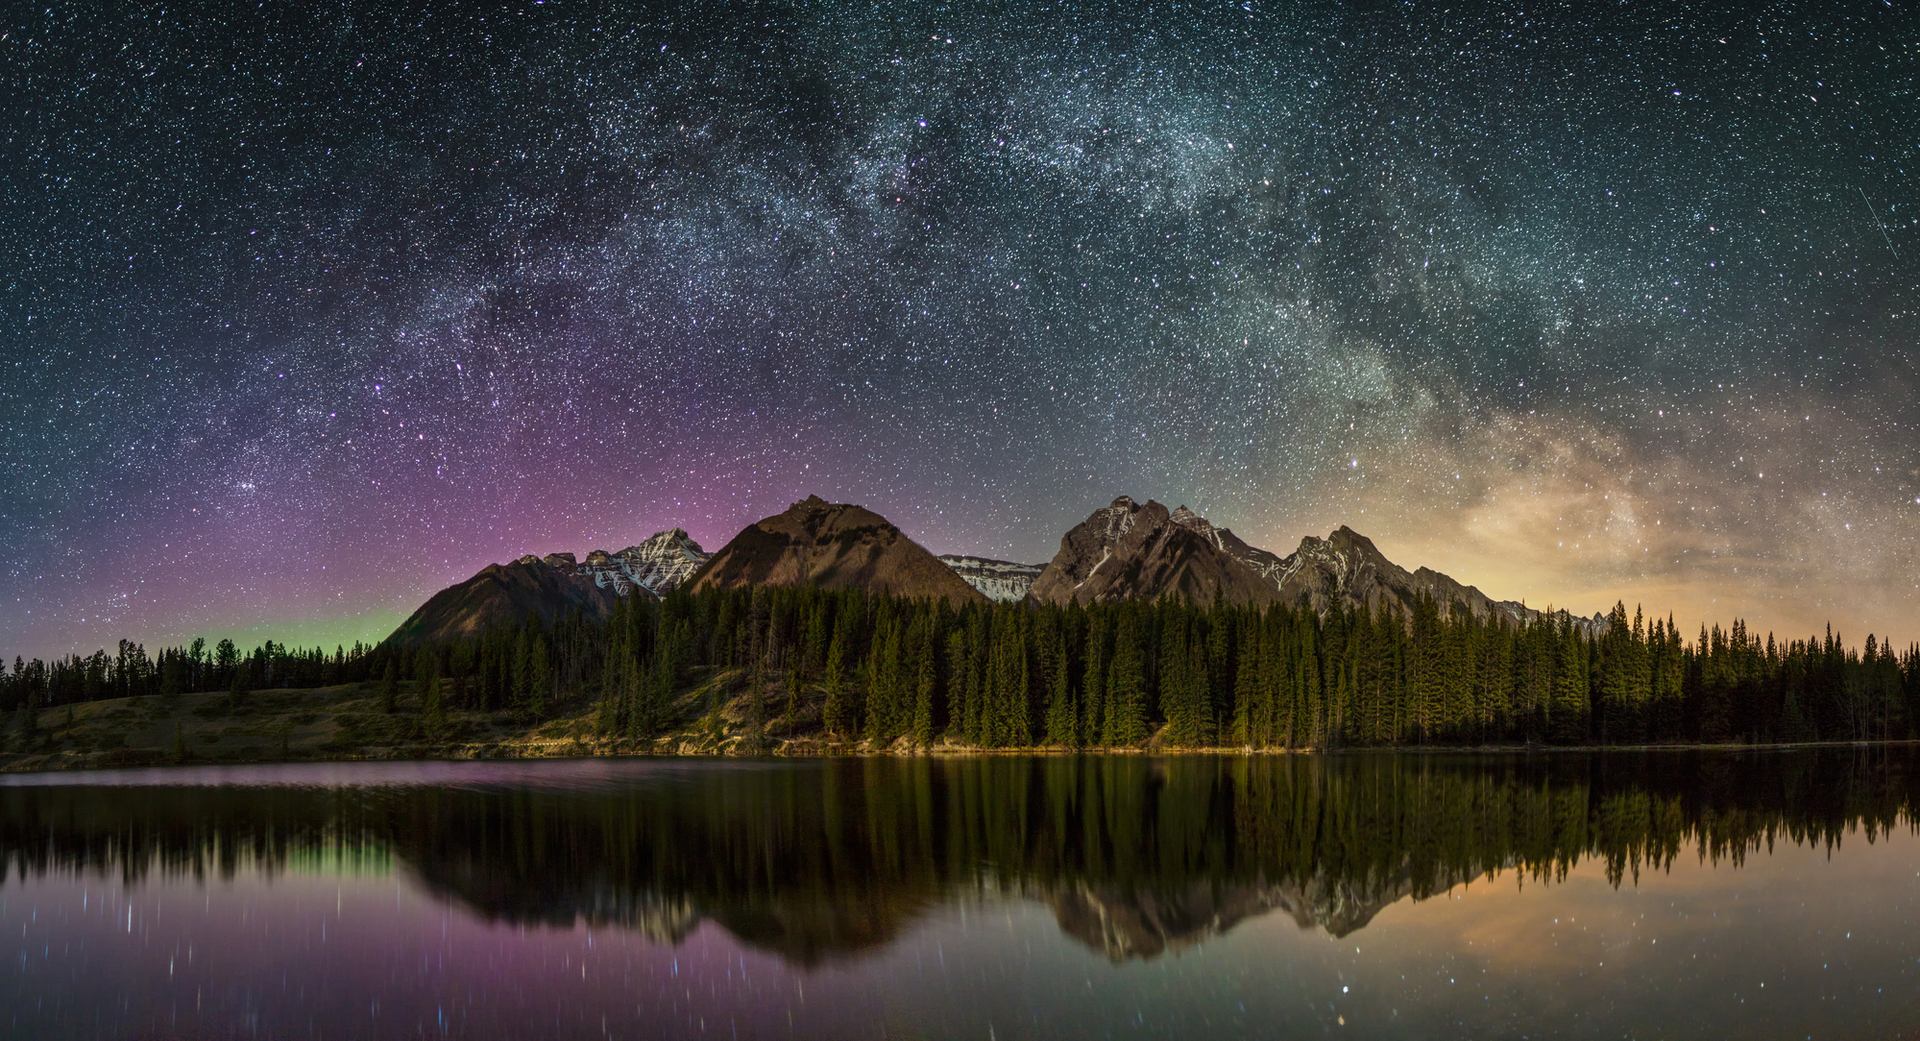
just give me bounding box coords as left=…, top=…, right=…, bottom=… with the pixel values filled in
left=1326, top=525, right=1383, bottom=556
left=690, top=499, right=983, bottom=604
left=573, top=529, right=711, bottom=599
left=1029, top=498, right=1282, bottom=606
left=390, top=552, right=620, bottom=646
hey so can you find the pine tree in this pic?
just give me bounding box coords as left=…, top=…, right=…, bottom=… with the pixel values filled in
left=636, top=648, right=674, bottom=739
left=802, top=601, right=829, bottom=677
left=909, top=616, right=937, bottom=749
left=785, top=660, right=803, bottom=724
left=422, top=673, right=446, bottom=734
left=1104, top=611, right=1149, bottom=747
left=1410, top=596, right=1444, bottom=742
left=865, top=614, right=906, bottom=746
left=379, top=661, right=399, bottom=714
left=945, top=628, right=976, bottom=744
left=1082, top=611, right=1110, bottom=743
left=1293, top=611, right=1323, bottom=748
left=597, top=653, right=626, bottom=735
left=623, top=654, right=647, bottom=739
left=511, top=629, right=534, bottom=712
left=1043, top=623, right=1077, bottom=747
left=823, top=614, right=855, bottom=739
left=1230, top=617, right=1259, bottom=746
left=1161, top=614, right=1214, bottom=746
left=986, top=610, right=1030, bottom=746
left=1549, top=624, right=1589, bottom=743
left=743, top=645, right=767, bottom=752
left=526, top=635, right=551, bottom=719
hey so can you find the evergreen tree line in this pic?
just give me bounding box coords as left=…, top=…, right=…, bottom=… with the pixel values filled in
left=564, top=586, right=1920, bottom=749
left=0, top=636, right=376, bottom=716
left=8, top=586, right=1918, bottom=750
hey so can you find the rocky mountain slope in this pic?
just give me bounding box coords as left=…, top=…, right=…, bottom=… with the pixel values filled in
left=386, top=555, right=621, bottom=645
left=387, top=530, right=705, bottom=646
left=1026, top=497, right=1286, bottom=607
left=936, top=555, right=1044, bottom=602
left=687, top=496, right=984, bottom=605
left=1029, top=496, right=1597, bottom=628
left=1271, top=525, right=1555, bottom=625
left=578, top=529, right=710, bottom=597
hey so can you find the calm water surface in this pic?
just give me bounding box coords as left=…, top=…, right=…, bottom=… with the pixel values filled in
left=4, top=751, right=1920, bottom=1039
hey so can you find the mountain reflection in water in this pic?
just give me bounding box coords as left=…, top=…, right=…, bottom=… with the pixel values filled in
left=4, top=750, right=1914, bottom=965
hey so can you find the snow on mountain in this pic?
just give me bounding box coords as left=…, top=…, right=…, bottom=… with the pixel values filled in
left=937, top=555, right=1045, bottom=602
left=576, top=529, right=710, bottom=598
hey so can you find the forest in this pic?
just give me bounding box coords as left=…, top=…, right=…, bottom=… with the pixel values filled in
left=5, top=585, right=1919, bottom=751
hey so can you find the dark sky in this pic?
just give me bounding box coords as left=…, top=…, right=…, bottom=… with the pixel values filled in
left=2, top=1, right=1916, bottom=657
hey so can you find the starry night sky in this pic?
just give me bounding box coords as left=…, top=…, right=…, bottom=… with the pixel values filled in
left=3, top=1, right=1916, bottom=657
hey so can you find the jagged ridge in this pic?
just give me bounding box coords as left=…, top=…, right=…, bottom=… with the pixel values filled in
left=391, top=495, right=1600, bottom=647
left=579, top=529, right=710, bottom=598
left=1029, top=496, right=1600, bottom=628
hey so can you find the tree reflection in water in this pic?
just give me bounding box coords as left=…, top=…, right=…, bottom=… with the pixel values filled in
left=2, top=750, right=1914, bottom=964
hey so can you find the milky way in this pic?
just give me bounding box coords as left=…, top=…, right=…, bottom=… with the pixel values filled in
left=2, top=2, right=1916, bottom=657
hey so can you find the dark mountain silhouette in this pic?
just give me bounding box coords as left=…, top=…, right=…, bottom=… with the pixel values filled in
left=686, top=495, right=984, bottom=605
left=386, top=554, right=620, bottom=646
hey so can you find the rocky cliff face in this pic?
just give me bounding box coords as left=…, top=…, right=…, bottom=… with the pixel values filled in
left=1026, top=497, right=1285, bottom=606
left=1273, top=526, right=1506, bottom=618
left=578, top=529, right=709, bottom=598
left=1271, top=526, right=1601, bottom=629
left=687, top=496, right=985, bottom=605
left=936, top=555, right=1044, bottom=602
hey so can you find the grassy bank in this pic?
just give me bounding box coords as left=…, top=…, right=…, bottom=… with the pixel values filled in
left=0, top=669, right=884, bottom=773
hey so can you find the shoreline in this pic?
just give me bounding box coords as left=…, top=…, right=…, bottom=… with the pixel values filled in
left=8, top=734, right=1916, bottom=777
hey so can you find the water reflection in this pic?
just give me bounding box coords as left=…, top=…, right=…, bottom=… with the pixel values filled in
left=4, top=750, right=1915, bottom=965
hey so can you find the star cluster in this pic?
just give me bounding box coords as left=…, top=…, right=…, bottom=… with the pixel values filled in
left=2, top=1, right=1915, bottom=655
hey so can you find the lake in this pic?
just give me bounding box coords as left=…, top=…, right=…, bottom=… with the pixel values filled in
left=3, top=750, right=1919, bottom=1039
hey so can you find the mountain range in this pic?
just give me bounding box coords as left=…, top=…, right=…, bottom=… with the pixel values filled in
left=386, top=494, right=1599, bottom=644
